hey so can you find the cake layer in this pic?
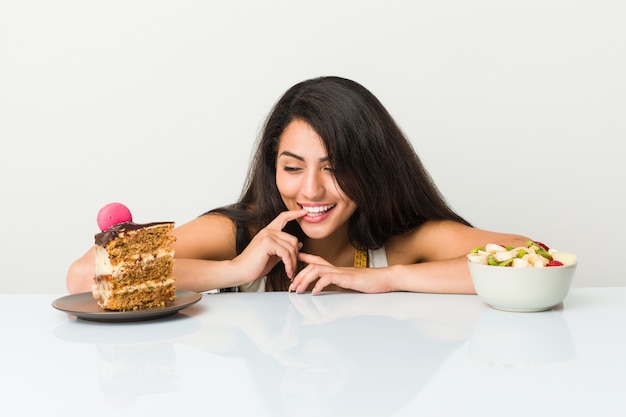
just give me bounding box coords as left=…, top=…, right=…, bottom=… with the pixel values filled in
left=94, top=278, right=176, bottom=311
left=95, top=248, right=174, bottom=287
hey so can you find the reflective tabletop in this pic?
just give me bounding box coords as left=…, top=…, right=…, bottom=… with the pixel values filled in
left=1, top=288, right=625, bottom=416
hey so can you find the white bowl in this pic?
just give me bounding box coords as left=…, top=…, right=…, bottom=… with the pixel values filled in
left=468, top=252, right=577, bottom=312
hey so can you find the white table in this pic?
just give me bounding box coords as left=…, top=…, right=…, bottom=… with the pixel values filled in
left=2, top=288, right=625, bottom=416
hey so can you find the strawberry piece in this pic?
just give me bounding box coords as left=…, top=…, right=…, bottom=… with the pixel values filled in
left=534, top=241, right=550, bottom=251
left=546, top=260, right=563, bottom=267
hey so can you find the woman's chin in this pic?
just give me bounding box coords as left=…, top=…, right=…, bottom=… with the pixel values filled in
left=299, top=223, right=333, bottom=240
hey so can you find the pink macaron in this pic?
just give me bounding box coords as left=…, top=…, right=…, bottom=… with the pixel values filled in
left=97, top=202, right=133, bottom=231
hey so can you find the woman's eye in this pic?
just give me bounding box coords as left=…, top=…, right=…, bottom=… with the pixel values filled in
left=283, top=166, right=301, bottom=172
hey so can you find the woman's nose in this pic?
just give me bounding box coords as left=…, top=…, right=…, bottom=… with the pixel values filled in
left=301, top=170, right=325, bottom=199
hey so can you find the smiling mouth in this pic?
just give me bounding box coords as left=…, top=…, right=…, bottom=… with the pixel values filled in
left=299, top=204, right=336, bottom=217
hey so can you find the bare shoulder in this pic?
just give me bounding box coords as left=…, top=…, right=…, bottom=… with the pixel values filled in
left=386, top=220, right=529, bottom=264
left=173, top=213, right=238, bottom=260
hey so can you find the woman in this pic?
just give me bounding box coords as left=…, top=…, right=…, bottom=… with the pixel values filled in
left=67, top=76, right=529, bottom=295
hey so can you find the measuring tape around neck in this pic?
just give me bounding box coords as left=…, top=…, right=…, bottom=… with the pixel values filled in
left=354, top=248, right=368, bottom=269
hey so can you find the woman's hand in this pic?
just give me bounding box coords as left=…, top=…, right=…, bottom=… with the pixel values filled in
left=289, top=252, right=391, bottom=295
left=230, top=209, right=307, bottom=282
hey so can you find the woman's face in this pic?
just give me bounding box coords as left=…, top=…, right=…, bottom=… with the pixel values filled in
left=276, top=119, right=357, bottom=240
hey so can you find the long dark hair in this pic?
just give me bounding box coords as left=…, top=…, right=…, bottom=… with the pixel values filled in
left=208, top=76, right=470, bottom=290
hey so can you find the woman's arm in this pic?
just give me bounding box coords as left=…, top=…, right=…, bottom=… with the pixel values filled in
left=66, top=210, right=307, bottom=294
left=64, top=213, right=238, bottom=294
left=384, top=219, right=530, bottom=294
left=290, top=220, right=530, bottom=295
left=175, top=210, right=307, bottom=291
left=66, top=248, right=96, bottom=294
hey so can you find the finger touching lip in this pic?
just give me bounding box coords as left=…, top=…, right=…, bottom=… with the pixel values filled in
left=269, top=209, right=308, bottom=230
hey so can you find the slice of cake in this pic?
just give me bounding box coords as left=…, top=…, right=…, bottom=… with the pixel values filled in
left=92, top=203, right=176, bottom=311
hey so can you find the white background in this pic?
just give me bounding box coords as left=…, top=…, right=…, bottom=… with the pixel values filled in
left=1, top=0, right=624, bottom=293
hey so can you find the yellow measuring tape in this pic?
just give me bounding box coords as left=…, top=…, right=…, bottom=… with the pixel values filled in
left=354, top=248, right=368, bottom=269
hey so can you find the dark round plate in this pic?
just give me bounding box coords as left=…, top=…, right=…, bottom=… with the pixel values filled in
left=52, top=290, right=202, bottom=323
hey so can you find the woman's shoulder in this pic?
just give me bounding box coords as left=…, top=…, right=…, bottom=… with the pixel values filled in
left=385, top=220, right=474, bottom=263
left=173, top=212, right=238, bottom=260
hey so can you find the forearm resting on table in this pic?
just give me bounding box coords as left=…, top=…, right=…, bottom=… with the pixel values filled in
left=386, top=257, right=476, bottom=294
left=173, top=258, right=249, bottom=293
left=66, top=250, right=243, bottom=294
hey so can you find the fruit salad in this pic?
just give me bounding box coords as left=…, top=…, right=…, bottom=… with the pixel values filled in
left=467, top=241, right=564, bottom=268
